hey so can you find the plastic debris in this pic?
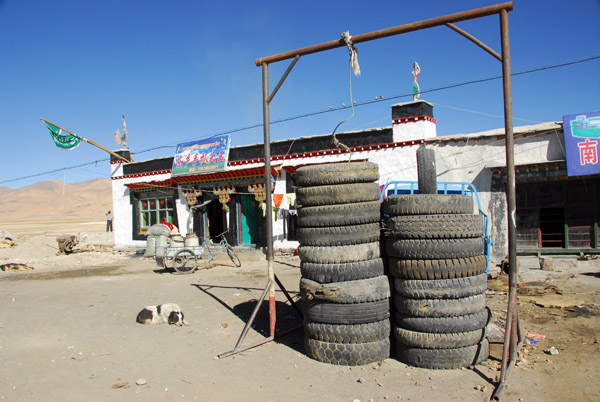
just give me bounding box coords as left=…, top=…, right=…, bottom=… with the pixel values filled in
left=526, top=332, right=547, bottom=341
left=545, top=347, right=559, bottom=355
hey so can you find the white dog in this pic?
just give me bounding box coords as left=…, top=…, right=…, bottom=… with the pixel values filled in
left=136, top=303, right=189, bottom=326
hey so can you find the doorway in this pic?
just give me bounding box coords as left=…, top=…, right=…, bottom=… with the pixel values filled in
left=238, top=194, right=260, bottom=246
left=540, top=207, right=565, bottom=248
left=206, top=199, right=225, bottom=241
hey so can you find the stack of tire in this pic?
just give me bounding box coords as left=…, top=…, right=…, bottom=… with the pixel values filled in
left=295, top=161, right=390, bottom=366
left=382, top=193, right=490, bottom=369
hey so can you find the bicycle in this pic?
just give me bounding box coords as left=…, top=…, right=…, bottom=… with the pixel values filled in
left=173, top=230, right=241, bottom=274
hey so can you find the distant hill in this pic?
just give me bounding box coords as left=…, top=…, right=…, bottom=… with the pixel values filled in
left=0, top=178, right=112, bottom=222
left=0, top=186, right=13, bottom=196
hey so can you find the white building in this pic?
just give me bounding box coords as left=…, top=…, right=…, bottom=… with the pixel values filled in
left=109, top=101, right=600, bottom=264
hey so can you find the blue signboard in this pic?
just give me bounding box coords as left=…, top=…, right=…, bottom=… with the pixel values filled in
left=563, top=111, right=600, bottom=177
left=171, top=135, right=231, bottom=177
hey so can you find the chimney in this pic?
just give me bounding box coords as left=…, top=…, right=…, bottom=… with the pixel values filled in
left=391, top=100, right=437, bottom=142
left=110, top=149, right=134, bottom=164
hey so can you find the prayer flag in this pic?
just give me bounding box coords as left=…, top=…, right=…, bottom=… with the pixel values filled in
left=412, top=61, right=421, bottom=101
left=121, top=115, right=128, bottom=146
left=43, top=120, right=81, bottom=150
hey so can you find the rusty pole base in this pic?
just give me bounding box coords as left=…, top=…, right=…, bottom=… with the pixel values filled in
left=216, top=275, right=303, bottom=360
left=491, top=335, right=523, bottom=401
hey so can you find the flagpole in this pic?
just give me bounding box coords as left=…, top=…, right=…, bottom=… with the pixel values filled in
left=40, top=119, right=131, bottom=163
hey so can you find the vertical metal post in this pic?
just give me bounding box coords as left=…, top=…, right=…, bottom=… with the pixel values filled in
left=592, top=182, right=599, bottom=249
left=561, top=182, right=567, bottom=249
left=262, top=62, right=277, bottom=338
left=494, top=8, right=522, bottom=400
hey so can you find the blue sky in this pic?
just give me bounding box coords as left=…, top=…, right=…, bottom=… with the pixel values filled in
left=1, top=0, right=599, bottom=188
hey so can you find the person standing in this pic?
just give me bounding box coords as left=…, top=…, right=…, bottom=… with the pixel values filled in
left=106, top=210, right=113, bottom=232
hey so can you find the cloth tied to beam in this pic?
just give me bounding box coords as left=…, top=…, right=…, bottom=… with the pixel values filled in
left=341, top=31, right=360, bottom=76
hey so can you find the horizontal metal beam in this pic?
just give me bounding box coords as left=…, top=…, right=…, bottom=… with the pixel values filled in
left=255, top=2, right=513, bottom=66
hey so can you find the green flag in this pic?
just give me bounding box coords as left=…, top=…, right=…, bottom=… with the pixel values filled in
left=43, top=121, right=81, bottom=149
left=412, top=61, right=421, bottom=101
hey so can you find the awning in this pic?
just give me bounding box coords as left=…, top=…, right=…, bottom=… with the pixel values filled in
left=125, top=165, right=280, bottom=191
left=486, top=160, right=568, bottom=182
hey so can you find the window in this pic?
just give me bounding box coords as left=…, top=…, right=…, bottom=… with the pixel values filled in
left=139, top=196, right=175, bottom=233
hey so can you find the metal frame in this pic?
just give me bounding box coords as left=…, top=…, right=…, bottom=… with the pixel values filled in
left=222, top=2, right=520, bottom=400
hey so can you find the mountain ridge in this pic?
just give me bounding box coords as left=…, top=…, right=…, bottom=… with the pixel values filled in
left=0, top=178, right=112, bottom=222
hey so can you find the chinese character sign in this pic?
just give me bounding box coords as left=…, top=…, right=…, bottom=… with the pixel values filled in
left=563, top=111, right=600, bottom=177
left=171, top=136, right=231, bottom=177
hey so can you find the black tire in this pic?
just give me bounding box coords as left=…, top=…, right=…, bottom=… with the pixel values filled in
left=226, top=246, right=241, bottom=267
left=302, top=298, right=390, bottom=325
left=385, top=238, right=483, bottom=259
left=394, top=274, right=488, bottom=299
left=298, top=242, right=380, bottom=264
left=395, top=339, right=489, bottom=369
left=417, top=147, right=437, bottom=194
left=383, top=214, right=483, bottom=239
left=394, top=294, right=486, bottom=318
left=382, top=194, right=473, bottom=216
left=305, top=337, right=390, bottom=366
left=304, top=319, right=390, bottom=343
left=300, top=276, right=390, bottom=304
left=296, top=183, right=381, bottom=207
left=394, top=308, right=492, bottom=333
left=298, top=201, right=381, bottom=227
left=297, top=223, right=380, bottom=246
left=173, top=249, right=197, bottom=274
left=393, top=327, right=486, bottom=349
left=301, top=258, right=384, bottom=283
left=388, top=255, right=487, bottom=280
left=295, top=162, right=379, bottom=187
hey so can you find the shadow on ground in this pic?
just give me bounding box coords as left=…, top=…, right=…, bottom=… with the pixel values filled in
left=191, top=282, right=304, bottom=353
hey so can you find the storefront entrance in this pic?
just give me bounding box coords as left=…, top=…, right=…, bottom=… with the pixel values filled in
left=205, top=199, right=225, bottom=241
left=238, top=194, right=261, bottom=246
left=192, top=197, right=226, bottom=243
left=516, top=178, right=600, bottom=252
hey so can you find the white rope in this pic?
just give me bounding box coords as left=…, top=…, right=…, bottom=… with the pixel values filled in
left=331, top=31, right=363, bottom=160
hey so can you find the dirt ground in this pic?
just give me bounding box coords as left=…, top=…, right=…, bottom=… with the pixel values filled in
left=1, top=219, right=600, bottom=401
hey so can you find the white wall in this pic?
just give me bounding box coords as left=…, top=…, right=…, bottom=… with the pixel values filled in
left=392, top=120, right=436, bottom=142
left=175, top=187, right=191, bottom=237
left=110, top=163, right=172, bottom=249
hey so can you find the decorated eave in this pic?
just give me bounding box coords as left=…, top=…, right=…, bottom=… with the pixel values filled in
left=122, top=165, right=280, bottom=191
left=118, top=135, right=425, bottom=189
left=487, top=160, right=569, bottom=182
left=393, top=115, right=437, bottom=125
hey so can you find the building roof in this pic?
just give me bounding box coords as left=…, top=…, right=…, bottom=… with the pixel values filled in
left=113, top=120, right=564, bottom=185
left=427, top=121, right=563, bottom=143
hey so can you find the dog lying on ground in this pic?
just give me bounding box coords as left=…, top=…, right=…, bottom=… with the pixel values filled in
left=136, top=303, right=189, bottom=326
